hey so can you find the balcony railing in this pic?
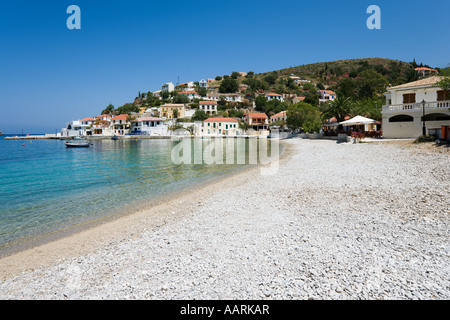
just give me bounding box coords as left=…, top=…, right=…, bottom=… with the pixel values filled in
left=383, top=100, right=450, bottom=112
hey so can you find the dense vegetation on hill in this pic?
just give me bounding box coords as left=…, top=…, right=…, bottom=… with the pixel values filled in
left=99, top=58, right=447, bottom=133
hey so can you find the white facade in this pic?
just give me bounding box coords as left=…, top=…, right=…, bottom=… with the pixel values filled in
left=266, top=93, right=284, bottom=102
left=206, top=93, right=243, bottom=102
left=319, top=90, right=337, bottom=103
left=198, top=118, right=242, bottom=136
left=162, top=82, right=175, bottom=93
left=382, top=76, right=450, bottom=138
left=199, top=79, right=207, bottom=88
left=61, top=120, right=90, bottom=137
left=199, top=101, right=218, bottom=115
left=130, top=117, right=168, bottom=136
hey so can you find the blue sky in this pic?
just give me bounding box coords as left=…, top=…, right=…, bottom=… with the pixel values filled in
left=0, top=0, right=449, bottom=133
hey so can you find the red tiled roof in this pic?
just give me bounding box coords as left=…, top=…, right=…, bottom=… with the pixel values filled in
left=111, top=114, right=129, bottom=120
left=247, top=113, right=268, bottom=119
left=295, top=96, right=305, bottom=100
left=266, top=93, right=282, bottom=97
left=199, top=101, right=218, bottom=105
left=415, top=67, right=437, bottom=72
left=81, top=117, right=95, bottom=121
left=271, top=111, right=286, bottom=119
left=204, top=117, right=238, bottom=122
left=97, top=114, right=112, bottom=118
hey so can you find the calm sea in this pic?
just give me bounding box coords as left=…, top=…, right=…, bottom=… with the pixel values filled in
left=0, top=135, right=262, bottom=254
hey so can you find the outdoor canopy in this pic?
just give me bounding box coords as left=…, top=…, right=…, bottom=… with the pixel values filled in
left=339, top=115, right=377, bottom=126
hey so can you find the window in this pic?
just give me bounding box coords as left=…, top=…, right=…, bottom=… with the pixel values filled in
left=437, top=90, right=449, bottom=101
left=403, top=93, right=416, bottom=104
left=389, top=115, right=414, bottom=122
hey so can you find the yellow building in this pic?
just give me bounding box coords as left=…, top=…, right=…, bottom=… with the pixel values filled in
left=160, top=104, right=186, bottom=119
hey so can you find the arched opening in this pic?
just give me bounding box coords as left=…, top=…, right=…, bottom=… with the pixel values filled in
left=389, top=115, right=414, bottom=122
left=421, top=113, right=450, bottom=121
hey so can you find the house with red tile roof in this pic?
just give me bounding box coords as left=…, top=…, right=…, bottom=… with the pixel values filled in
left=245, top=113, right=270, bottom=136
left=265, top=93, right=284, bottom=102
left=293, top=96, right=306, bottom=103
left=199, top=101, right=218, bottom=115
left=270, top=111, right=287, bottom=123
left=319, top=90, right=337, bottom=104
left=179, top=91, right=199, bottom=100
left=414, top=67, right=438, bottom=78
left=111, top=114, right=132, bottom=135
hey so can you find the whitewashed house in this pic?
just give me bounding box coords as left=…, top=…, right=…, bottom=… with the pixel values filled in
left=130, top=117, right=168, bottom=136
left=179, top=91, right=200, bottom=100
left=199, top=79, right=207, bottom=88
left=199, top=101, right=218, bottom=115
left=61, top=120, right=90, bottom=137
left=266, top=93, right=284, bottom=102
left=382, top=76, right=450, bottom=139
left=319, top=90, right=337, bottom=103
left=198, top=117, right=242, bottom=136
left=162, top=82, right=175, bottom=93
left=111, top=114, right=131, bottom=135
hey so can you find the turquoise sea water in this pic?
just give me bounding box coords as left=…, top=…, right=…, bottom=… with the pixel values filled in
left=0, top=135, right=259, bottom=254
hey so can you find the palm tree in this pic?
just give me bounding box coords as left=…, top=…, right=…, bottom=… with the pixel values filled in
left=403, top=68, right=420, bottom=83
left=321, top=97, right=353, bottom=123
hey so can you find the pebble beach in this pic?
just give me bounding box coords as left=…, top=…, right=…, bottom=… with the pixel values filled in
left=0, top=138, right=449, bottom=300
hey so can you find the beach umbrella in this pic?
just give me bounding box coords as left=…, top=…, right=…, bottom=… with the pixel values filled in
left=339, top=115, right=377, bottom=126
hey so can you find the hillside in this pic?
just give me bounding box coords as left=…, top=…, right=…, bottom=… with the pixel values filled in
left=255, top=58, right=414, bottom=87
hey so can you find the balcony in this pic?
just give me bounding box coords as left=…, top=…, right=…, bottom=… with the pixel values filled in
left=383, top=100, right=450, bottom=113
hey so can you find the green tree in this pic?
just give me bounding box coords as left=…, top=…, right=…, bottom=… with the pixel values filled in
left=358, top=69, right=388, bottom=97
left=198, top=87, right=207, bottom=97
left=115, top=103, right=139, bottom=115
left=254, top=95, right=267, bottom=112
left=286, top=102, right=320, bottom=131
left=403, top=68, right=421, bottom=83
left=191, top=109, right=209, bottom=122
left=264, top=72, right=278, bottom=85
left=101, top=104, right=114, bottom=115
left=219, top=78, right=239, bottom=93
left=320, top=97, right=353, bottom=123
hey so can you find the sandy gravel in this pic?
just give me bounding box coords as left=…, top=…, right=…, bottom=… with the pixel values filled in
left=0, top=138, right=449, bottom=300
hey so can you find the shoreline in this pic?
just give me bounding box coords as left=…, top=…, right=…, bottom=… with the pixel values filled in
left=0, top=141, right=289, bottom=280
left=0, top=138, right=448, bottom=300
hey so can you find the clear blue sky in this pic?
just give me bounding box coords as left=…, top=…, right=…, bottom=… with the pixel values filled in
left=0, top=0, right=449, bottom=133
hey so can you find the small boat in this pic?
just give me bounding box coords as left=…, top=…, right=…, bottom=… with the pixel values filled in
left=111, top=135, right=119, bottom=140
left=65, top=141, right=90, bottom=148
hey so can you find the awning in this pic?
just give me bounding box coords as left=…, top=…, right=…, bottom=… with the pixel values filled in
left=340, top=116, right=377, bottom=126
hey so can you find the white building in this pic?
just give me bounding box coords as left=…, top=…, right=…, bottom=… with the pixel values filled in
left=206, top=93, right=243, bottom=102
left=198, top=117, right=242, bottom=136
left=111, top=114, right=132, bottom=135
left=199, top=101, right=218, bottom=115
left=61, top=120, right=90, bottom=137
left=270, top=111, right=287, bottom=123
left=266, top=93, right=284, bottom=102
left=319, top=90, right=337, bottom=103
left=382, top=76, right=450, bottom=139
left=130, top=117, right=168, bottom=136
left=162, top=82, right=175, bottom=93
left=179, top=91, right=200, bottom=100
left=199, top=79, right=207, bottom=88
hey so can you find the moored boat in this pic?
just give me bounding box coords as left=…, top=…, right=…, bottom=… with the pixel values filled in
left=65, top=141, right=90, bottom=148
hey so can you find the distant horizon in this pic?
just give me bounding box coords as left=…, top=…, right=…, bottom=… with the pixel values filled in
left=1, top=0, right=449, bottom=134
